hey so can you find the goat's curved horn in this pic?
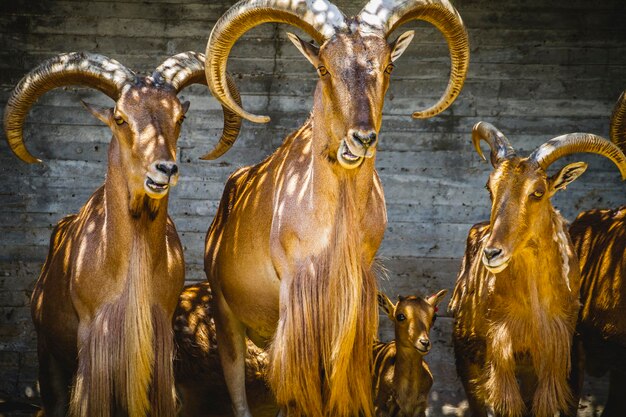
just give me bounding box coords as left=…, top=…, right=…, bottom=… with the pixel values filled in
left=153, top=51, right=209, bottom=92
left=359, top=0, right=469, bottom=119
left=4, top=52, right=135, bottom=163
left=610, top=91, right=626, bottom=151
left=206, top=0, right=347, bottom=124
left=200, top=74, right=244, bottom=160
left=153, top=52, right=243, bottom=159
left=472, top=122, right=516, bottom=167
left=530, top=133, right=626, bottom=180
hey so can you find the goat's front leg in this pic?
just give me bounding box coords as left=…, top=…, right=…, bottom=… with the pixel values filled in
left=485, top=324, right=525, bottom=417
left=37, top=338, right=73, bottom=417
left=212, top=287, right=253, bottom=417
left=562, top=335, right=584, bottom=417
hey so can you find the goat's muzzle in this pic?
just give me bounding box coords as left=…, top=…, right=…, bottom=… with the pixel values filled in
left=482, top=246, right=511, bottom=273
left=338, top=129, right=378, bottom=169
left=416, top=337, right=431, bottom=354
left=145, top=160, right=179, bottom=199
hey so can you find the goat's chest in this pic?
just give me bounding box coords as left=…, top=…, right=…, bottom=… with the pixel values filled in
left=487, top=290, right=575, bottom=355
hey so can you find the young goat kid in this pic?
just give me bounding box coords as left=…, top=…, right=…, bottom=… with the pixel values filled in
left=373, top=290, right=447, bottom=417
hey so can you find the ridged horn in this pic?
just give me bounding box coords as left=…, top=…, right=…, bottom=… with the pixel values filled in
left=152, top=51, right=209, bottom=92
left=610, top=91, right=626, bottom=151
left=529, top=133, right=626, bottom=180
left=153, top=52, right=243, bottom=160
left=472, top=122, right=516, bottom=167
left=206, top=0, right=347, bottom=124
left=200, top=74, right=244, bottom=160
left=4, top=52, right=135, bottom=163
left=358, top=0, right=469, bottom=119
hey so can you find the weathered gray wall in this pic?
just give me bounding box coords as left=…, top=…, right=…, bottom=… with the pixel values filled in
left=1, top=0, right=625, bottom=415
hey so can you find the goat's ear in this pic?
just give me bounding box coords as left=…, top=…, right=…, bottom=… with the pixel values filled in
left=549, top=162, right=588, bottom=196
left=81, top=100, right=112, bottom=125
left=426, top=289, right=448, bottom=307
left=390, top=30, right=414, bottom=62
left=377, top=291, right=395, bottom=320
left=287, top=32, right=320, bottom=68
left=181, top=100, right=191, bottom=115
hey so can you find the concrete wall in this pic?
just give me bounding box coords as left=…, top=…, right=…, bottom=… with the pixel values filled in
left=1, top=0, right=625, bottom=415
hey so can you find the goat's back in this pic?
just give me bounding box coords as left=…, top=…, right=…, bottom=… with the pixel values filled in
left=570, top=206, right=626, bottom=374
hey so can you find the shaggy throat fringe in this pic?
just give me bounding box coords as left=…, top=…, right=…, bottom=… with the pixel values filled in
left=268, top=179, right=379, bottom=417
left=69, top=239, right=176, bottom=417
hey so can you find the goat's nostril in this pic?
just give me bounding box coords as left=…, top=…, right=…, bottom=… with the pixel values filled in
left=483, top=247, right=502, bottom=261
left=352, top=131, right=377, bottom=146
left=419, top=339, right=430, bottom=348
left=156, top=162, right=178, bottom=178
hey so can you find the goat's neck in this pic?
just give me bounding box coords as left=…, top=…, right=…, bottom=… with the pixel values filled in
left=308, top=87, right=377, bottom=205
left=496, top=209, right=575, bottom=311
left=103, top=138, right=169, bottom=260
left=394, top=343, right=424, bottom=387
left=394, top=342, right=429, bottom=411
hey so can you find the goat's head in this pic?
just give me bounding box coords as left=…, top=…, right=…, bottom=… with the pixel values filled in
left=378, top=290, right=447, bottom=354
left=473, top=122, right=626, bottom=273
left=80, top=80, right=186, bottom=200
left=4, top=52, right=241, bottom=205
left=203, top=0, right=470, bottom=169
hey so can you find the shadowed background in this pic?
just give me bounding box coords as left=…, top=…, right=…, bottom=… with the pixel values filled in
left=1, top=0, right=625, bottom=415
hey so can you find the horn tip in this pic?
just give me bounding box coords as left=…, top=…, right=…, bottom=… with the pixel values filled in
left=21, top=154, right=42, bottom=164
left=249, top=114, right=271, bottom=124
left=411, top=111, right=430, bottom=119
left=199, top=153, right=219, bottom=161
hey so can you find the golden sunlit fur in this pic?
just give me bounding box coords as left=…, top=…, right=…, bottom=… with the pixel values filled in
left=450, top=156, right=583, bottom=417
left=267, top=177, right=379, bottom=417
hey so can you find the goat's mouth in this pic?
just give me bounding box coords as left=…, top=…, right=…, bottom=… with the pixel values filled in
left=337, top=139, right=369, bottom=169
left=416, top=345, right=431, bottom=355
left=482, top=254, right=511, bottom=273
left=145, top=177, right=170, bottom=198
left=338, top=141, right=363, bottom=169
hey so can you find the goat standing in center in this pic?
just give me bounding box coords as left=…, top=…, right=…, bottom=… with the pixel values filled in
left=201, top=0, right=469, bottom=416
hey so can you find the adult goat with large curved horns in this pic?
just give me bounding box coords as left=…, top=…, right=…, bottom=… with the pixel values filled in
left=450, top=122, right=626, bottom=417
left=4, top=51, right=241, bottom=417
left=201, top=0, right=469, bottom=416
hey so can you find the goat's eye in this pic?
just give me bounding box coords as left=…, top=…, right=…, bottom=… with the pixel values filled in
left=317, top=66, right=329, bottom=77
left=114, top=116, right=126, bottom=126
left=531, top=190, right=544, bottom=199
left=177, top=115, right=186, bottom=126
left=384, top=64, right=394, bottom=75
left=396, top=313, right=406, bottom=322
